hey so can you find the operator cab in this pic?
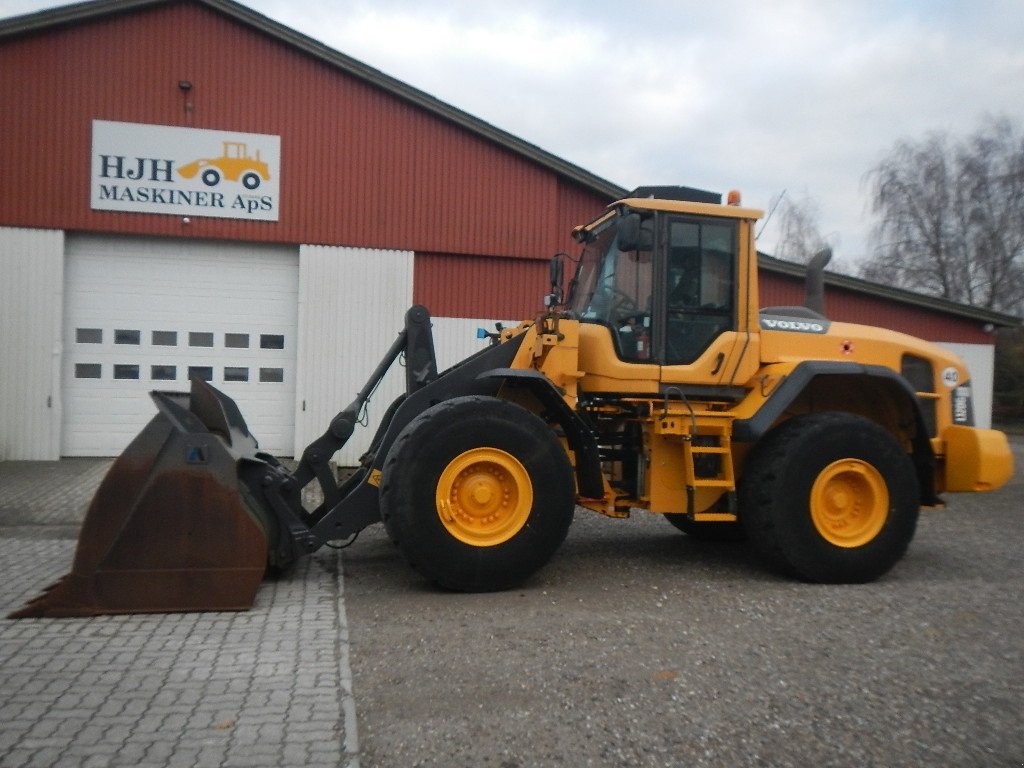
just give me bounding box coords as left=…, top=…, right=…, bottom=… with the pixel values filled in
left=567, top=193, right=740, bottom=368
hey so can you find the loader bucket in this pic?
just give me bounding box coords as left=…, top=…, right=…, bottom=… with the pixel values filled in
left=10, top=380, right=277, bottom=618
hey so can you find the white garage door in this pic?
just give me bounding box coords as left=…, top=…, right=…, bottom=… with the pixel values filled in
left=63, top=235, right=299, bottom=457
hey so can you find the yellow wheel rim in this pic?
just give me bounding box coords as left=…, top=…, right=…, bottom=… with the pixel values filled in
left=810, top=459, right=889, bottom=548
left=435, top=447, right=533, bottom=547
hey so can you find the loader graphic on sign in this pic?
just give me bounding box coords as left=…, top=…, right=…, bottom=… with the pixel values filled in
left=177, top=141, right=270, bottom=189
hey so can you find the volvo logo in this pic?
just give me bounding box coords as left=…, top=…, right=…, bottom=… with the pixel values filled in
left=760, top=317, right=829, bottom=334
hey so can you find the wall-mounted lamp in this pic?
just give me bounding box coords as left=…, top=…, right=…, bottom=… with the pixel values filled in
left=178, top=80, right=194, bottom=122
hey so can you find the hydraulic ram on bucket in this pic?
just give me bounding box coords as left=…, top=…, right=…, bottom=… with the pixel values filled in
left=10, top=306, right=441, bottom=617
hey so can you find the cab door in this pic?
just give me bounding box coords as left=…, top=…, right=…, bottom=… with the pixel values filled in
left=656, top=214, right=754, bottom=389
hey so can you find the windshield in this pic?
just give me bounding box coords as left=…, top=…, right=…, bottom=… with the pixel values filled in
left=569, top=213, right=652, bottom=323
left=567, top=211, right=654, bottom=361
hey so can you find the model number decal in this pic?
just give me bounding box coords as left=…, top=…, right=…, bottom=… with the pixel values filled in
left=953, top=385, right=972, bottom=424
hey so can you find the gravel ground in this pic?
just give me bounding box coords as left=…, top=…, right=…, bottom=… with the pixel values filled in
left=342, top=437, right=1024, bottom=768
left=2, top=441, right=1020, bottom=767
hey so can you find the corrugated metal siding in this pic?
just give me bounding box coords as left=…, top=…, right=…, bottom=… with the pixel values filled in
left=414, top=253, right=549, bottom=320
left=431, top=316, right=519, bottom=371
left=0, top=3, right=613, bottom=259
left=0, top=227, right=63, bottom=460
left=557, top=178, right=613, bottom=238
left=411, top=180, right=612, bottom=319
left=295, top=244, right=413, bottom=463
left=760, top=271, right=992, bottom=344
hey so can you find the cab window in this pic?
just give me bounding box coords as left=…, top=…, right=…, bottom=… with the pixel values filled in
left=664, top=218, right=736, bottom=365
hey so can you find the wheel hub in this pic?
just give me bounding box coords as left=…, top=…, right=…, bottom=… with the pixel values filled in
left=810, top=459, right=889, bottom=548
left=436, top=447, right=533, bottom=547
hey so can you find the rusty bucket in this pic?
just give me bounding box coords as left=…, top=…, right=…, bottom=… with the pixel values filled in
left=10, top=381, right=276, bottom=618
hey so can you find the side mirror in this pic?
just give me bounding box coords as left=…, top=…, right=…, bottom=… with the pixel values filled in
left=550, top=253, right=564, bottom=293
left=546, top=253, right=565, bottom=307
left=617, top=213, right=653, bottom=253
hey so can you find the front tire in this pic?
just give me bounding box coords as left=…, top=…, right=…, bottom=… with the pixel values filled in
left=740, top=412, right=919, bottom=583
left=380, top=396, right=575, bottom=591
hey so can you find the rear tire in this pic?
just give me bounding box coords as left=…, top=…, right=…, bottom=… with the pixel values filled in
left=380, top=396, right=575, bottom=591
left=739, top=412, right=919, bottom=583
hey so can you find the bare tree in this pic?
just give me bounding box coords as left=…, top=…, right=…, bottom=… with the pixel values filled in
left=862, top=116, right=1024, bottom=313
left=773, top=193, right=829, bottom=264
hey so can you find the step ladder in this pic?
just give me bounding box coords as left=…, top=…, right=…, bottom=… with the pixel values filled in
left=681, top=420, right=736, bottom=522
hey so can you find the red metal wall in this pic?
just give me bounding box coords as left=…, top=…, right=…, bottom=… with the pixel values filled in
left=0, top=3, right=611, bottom=260
left=1, top=3, right=995, bottom=339
left=760, top=271, right=992, bottom=344
left=413, top=179, right=614, bottom=319
left=414, top=253, right=548, bottom=320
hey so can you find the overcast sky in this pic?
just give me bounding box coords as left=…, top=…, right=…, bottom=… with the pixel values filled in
left=4, top=0, right=1024, bottom=263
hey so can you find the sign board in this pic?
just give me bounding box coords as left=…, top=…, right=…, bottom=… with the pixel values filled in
left=91, top=120, right=281, bottom=221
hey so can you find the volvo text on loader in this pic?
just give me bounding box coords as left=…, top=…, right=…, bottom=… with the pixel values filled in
left=12, top=187, right=1013, bottom=617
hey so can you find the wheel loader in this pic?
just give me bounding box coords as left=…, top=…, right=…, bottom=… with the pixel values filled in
left=12, top=187, right=1014, bottom=617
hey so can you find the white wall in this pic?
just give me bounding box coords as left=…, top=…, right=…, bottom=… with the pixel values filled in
left=0, top=228, right=64, bottom=460
left=295, top=245, right=415, bottom=464
left=936, top=342, right=995, bottom=429
left=430, top=316, right=519, bottom=371
left=294, top=249, right=515, bottom=466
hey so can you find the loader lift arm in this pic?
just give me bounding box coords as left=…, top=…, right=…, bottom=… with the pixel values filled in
left=256, top=302, right=594, bottom=567
left=8, top=305, right=443, bottom=617
left=256, top=305, right=439, bottom=567
left=11, top=295, right=602, bottom=617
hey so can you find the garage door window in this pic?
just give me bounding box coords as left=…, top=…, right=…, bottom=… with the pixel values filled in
left=113, top=364, right=139, bottom=379
left=151, top=365, right=176, bottom=381
left=260, top=367, right=284, bottom=383
left=72, top=333, right=290, bottom=383
left=75, top=363, right=101, bottom=378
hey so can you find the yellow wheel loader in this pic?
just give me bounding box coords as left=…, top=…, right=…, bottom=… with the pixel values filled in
left=12, top=187, right=1014, bottom=617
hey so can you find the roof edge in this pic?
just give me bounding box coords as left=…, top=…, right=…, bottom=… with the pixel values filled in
left=7, top=2, right=1015, bottom=331
left=1, top=0, right=628, bottom=200
left=0, top=0, right=166, bottom=36
left=758, top=252, right=1021, bottom=328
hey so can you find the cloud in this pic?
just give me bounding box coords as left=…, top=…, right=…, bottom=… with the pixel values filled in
left=246, top=0, right=1024, bottom=258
